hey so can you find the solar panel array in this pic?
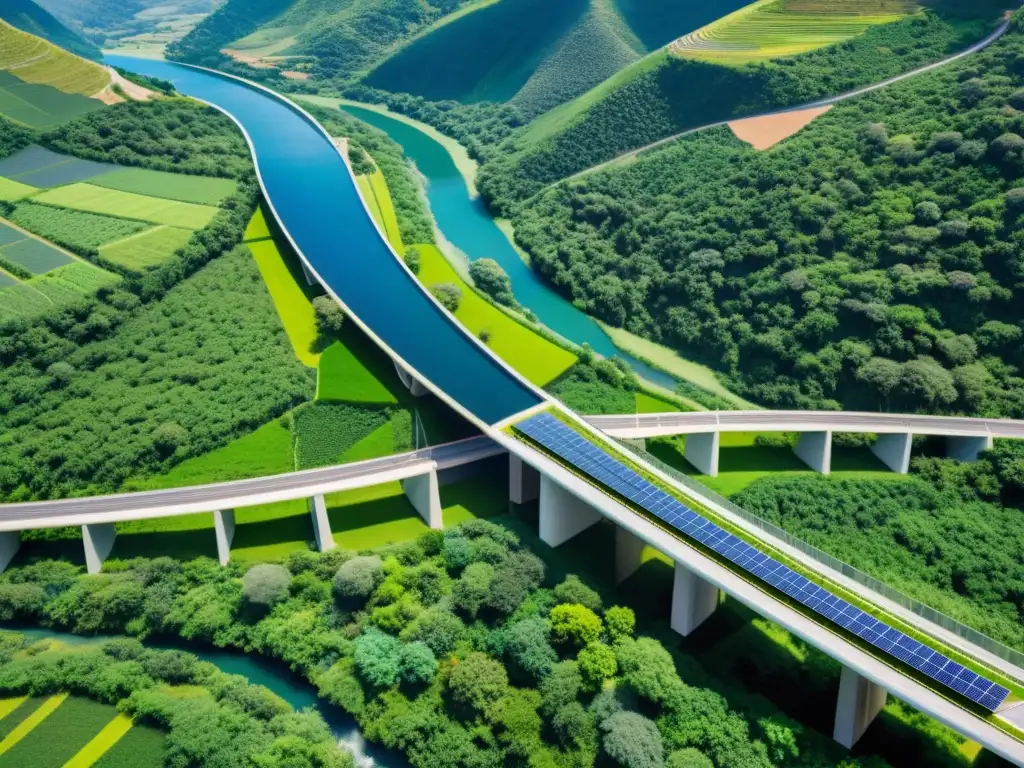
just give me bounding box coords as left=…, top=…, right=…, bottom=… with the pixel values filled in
left=515, top=412, right=1010, bottom=713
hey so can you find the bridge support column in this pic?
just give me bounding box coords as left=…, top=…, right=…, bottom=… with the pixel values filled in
left=0, top=532, right=20, bottom=574
left=871, top=433, right=912, bottom=474
left=402, top=469, right=442, bottom=529
left=794, top=430, right=832, bottom=474
left=670, top=561, right=720, bottom=636
left=539, top=475, right=602, bottom=548
left=82, top=523, right=116, bottom=575
left=309, top=494, right=336, bottom=552
left=946, top=434, right=993, bottom=463
left=615, top=526, right=646, bottom=584
left=300, top=261, right=317, bottom=286
left=213, top=510, right=235, bottom=566
left=621, top=437, right=647, bottom=452
left=394, top=362, right=428, bottom=397
left=683, top=432, right=719, bottom=477
left=833, top=666, right=886, bottom=749
left=509, top=455, right=540, bottom=504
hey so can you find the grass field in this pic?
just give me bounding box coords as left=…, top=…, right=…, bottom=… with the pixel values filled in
left=244, top=206, right=273, bottom=242
left=360, top=168, right=404, bottom=252
left=10, top=203, right=147, bottom=251
left=100, top=225, right=193, bottom=271
left=0, top=72, right=102, bottom=129
left=670, top=0, right=916, bottom=63
left=635, top=391, right=681, bottom=413
left=0, top=21, right=109, bottom=96
left=32, top=184, right=219, bottom=229
left=1, top=696, right=120, bottom=767
left=0, top=261, right=121, bottom=322
left=416, top=243, right=576, bottom=385
left=247, top=236, right=321, bottom=366
left=0, top=693, right=68, bottom=757
left=91, top=168, right=238, bottom=205
left=63, top=714, right=134, bottom=768
left=91, top=723, right=165, bottom=768
left=316, top=340, right=400, bottom=405
left=0, top=176, right=38, bottom=202
left=648, top=431, right=894, bottom=496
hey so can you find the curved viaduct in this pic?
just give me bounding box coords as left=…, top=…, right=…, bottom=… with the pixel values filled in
left=10, top=57, right=1024, bottom=763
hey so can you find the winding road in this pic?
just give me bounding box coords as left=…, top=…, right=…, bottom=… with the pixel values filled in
left=556, top=15, right=1012, bottom=186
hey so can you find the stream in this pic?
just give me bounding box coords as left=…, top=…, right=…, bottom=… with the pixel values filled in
left=340, top=104, right=678, bottom=391
left=6, top=625, right=409, bottom=768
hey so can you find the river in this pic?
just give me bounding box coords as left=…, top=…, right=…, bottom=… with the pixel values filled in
left=334, top=105, right=678, bottom=391
left=7, top=625, right=408, bottom=768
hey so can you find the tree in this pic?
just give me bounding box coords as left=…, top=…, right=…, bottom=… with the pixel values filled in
left=553, top=575, right=603, bottom=613
left=615, top=638, right=680, bottom=704
left=452, top=562, right=494, bottom=618
left=313, top=295, right=345, bottom=335
left=398, top=641, right=437, bottom=685
left=601, top=712, right=663, bottom=768
left=405, top=608, right=466, bottom=657
left=354, top=629, right=402, bottom=688
left=153, top=422, right=187, bottom=456
left=403, top=246, right=421, bottom=274
left=554, top=702, right=598, bottom=753
left=333, top=556, right=384, bottom=602
left=429, top=283, right=462, bottom=312
left=540, top=661, right=582, bottom=716
left=242, top=564, right=291, bottom=611
left=447, top=652, right=508, bottom=712
left=469, top=258, right=516, bottom=307
left=46, top=361, right=74, bottom=388
left=578, top=643, right=617, bottom=690
left=504, top=617, right=557, bottom=679
left=604, top=606, right=635, bottom=642
left=550, top=604, right=603, bottom=647
left=666, top=749, right=713, bottom=768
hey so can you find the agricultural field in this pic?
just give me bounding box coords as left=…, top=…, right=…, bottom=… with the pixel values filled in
left=90, top=167, right=239, bottom=205
left=357, top=167, right=404, bottom=252
left=99, top=225, right=194, bottom=270
left=9, top=202, right=147, bottom=252
left=0, top=145, right=112, bottom=187
left=32, top=183, right=219, bottom=228
left=0, top=175, right=38, bottom=201
left=0, top=694, right=163, bottom=768
left=0, top=261, right=121, bottom=322
left=415, top=243, right=576, bottom=386
left=316, top=339, right=401, bottom=405
left=670, top=0, right=917, bottom=64
left=0, top=220, right=74, bottom=273
left=614, top=0, right=749, bottom=49
left=0, top=20, right=109, bottom=96
left=0, top=71, right=103, bottom=128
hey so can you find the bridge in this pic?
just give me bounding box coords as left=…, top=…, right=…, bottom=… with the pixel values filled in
left=27, top=56, right=1024, bottom=764
left=587, top=410, right=1024, bottom=475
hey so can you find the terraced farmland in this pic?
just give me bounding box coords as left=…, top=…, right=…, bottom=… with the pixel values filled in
left=0, top=20, right=109, bottom=96
left=671, top=0, right=917, bottom=63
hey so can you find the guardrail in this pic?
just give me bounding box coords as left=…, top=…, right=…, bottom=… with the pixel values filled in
left=613, top=437, right=1024, bottom=672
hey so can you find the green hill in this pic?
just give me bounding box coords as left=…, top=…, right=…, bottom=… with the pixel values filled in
left=0, top=0, right=101, bottom=60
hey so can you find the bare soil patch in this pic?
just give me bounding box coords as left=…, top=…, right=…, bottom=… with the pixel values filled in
left=728, top=105, right=832, bottom=150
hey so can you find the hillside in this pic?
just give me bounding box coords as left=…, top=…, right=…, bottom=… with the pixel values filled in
left=477, top=4, right=1003, bottom=209
left=0, top=21, right=110, bottom=98
left=509, top=13, right=1024, bottom=416
left=0, top=0, right=102, bottom=60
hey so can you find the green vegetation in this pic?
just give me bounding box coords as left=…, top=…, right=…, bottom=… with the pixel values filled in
left=0, top=632, right=348, bottom=767
left=0, top=693, right=67, bottom=756
left=91, top=723, right=166, bottom=768
left=165, top=0, right=294, bottom=67
left=0, top=175, right=38, bottom=201
left=510, top=18, right=1024, bottom=415
left=0, top=20, right=107, bottom=96
left=63, top=713, right=134, bottom=768
left=90, top=168, right=239, bottom=206
left=0, top=696, right=47, bottom=741
left=0, top=0, right=101, bottom=59
left=0, top=261, right=121, bottom=322
left=316, top=340, right=400, bottom=405
left=1, top=695, right=120, bottom=767
left=673, top=0, right=916, bottom=64
left=99, top=225, right=194, bottom=271
left=417, top=243, right=576, bottom=386
left=0, top=231, right=73, bottom=273
left=614, top=0, right=750, bottom=50
left=0, top=71, right=103, bottom=129
left=8, top=203, right=147, bottom=255
left=293, top=402, right=391, bottom=469
left=479, top=10, right=998, bottom=205
left=32, top=184, right=219, bottom=228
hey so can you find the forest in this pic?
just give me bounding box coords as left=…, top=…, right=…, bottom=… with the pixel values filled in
left=733, top=440, right=1024, bottom=653
left=0, top=519, right=946, bottom=768
left=509, top=14, right=1024, bottom=415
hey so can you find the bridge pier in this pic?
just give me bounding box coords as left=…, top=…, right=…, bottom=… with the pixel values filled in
left=684, top=432, right=720, bottom=476
left=402, top=468, right=442, bottom=529
left=82, top=523, right=116, bottom=575
left=670, top=561, right=720, bottom=636
left=509, top=455, right=540, bottom=504
left=309, top=494, right=336, bottom=552
left=621, top=437, right=647, bottom=452
left=794, top=430, right=832, bottom=474
left=871, top=433, right=912, bottom=474
left=834, top=666, right=887, bottom=749
left=946, top=434, right=993, bottom=463
left=300, top=261, right=317, bottom=286
left=0, top=532, right=20, bottom=574
left=615, top=526, right=647, bottom=584
left=394, top=362, right=428, bottom=397
left=213, top=509, right=235, bottom=566
left=539, top=475, right=602, bottom=548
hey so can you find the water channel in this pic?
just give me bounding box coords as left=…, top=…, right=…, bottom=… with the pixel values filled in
left=6, top=625, right=408, bottom=768
left=338, top=104, right=678, bottom=391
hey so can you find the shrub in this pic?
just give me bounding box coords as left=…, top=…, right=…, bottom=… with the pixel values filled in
left=354, top=628, right=402, bottom=688
left=469, top=258, right=516, bottom=307
left=313, top=295, right=345, bottom=334
left=404, top=245, right=420, bottom=274
left=0, top=583, right=47, bottom=621
left=47, top=361, right=75, bottom=387
left=540, top=661, right=582, bottom=716
left=666, top=749, right=713, bottom=768
left=441, top=533, right=473, bottom=570
left=430, top=282, right=462, bottom=312
left=398, top=641, right=437, bottom=685
left=553, top=575, right=602, bottom=613
left=601, top=711, right=664, bottom=768
left=334, top=556, right=384, bottom=602
left=405, top=608, right=466, bottom=657
left=615, top=638, right=680, bottom=704
left=242, top=564, right=291, bottom=610
left=554, top=701, right=598, bottom=752
left=604, top=606, right=635, bottom=642
left=550, top=603, right=602, bottom=647
left=448, top=652, right=508, bottom=712
left=452, top=562, right=494, bottom=618
left=578, top=643, right=617, bottom=690
left=504, top=617, right=557, bottom=679
left=153, top=422, right=187, bottom=455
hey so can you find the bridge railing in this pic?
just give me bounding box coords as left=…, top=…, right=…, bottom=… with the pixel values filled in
left=614, top=438, right=1024, bottom=673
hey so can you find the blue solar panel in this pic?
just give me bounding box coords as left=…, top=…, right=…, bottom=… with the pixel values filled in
left=514, top=413, right=1010, bottom=713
